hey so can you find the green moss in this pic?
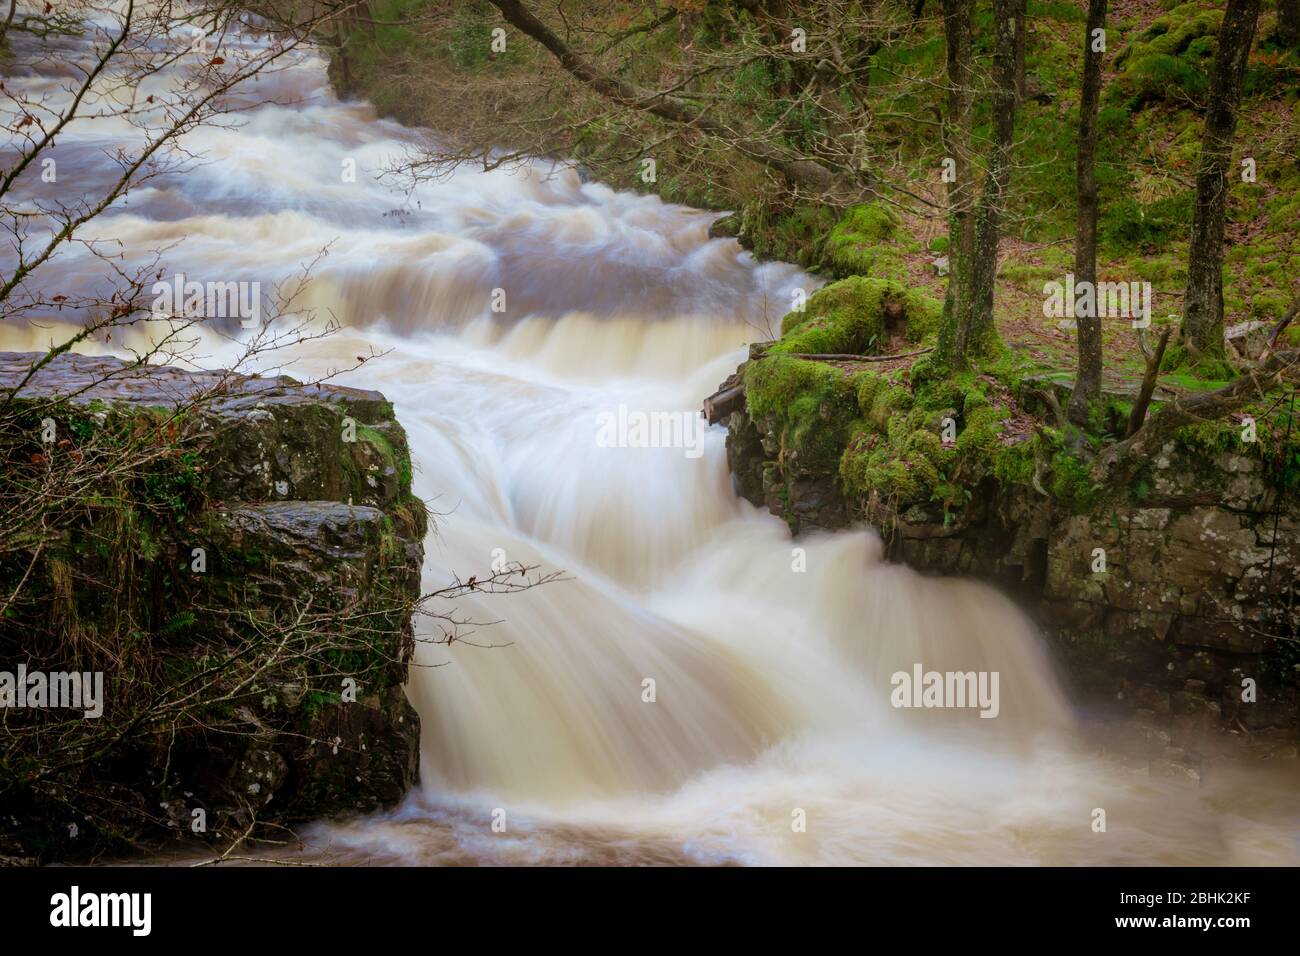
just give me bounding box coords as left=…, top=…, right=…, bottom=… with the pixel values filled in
left=1173, top=410, right=1300, bottom=493
left=841, top=422, right=945, bottom=504
left=357, top=423, right=413, bottom=490
left=743, top=356, right=863, bottom=473
left=1111, top=3, right=1223, bottom=108
left=998, top=262, right=1059, bottom=285
left=992, top=437, right=1038, bottom=486
left=738, top=202, right=839, bottom=270
left=865, top=379, right=914, bottom=430
left=1160, top=344, right=1237, bottom=382
left=1132, top=254, right=1188, bottom=286
left=1050, top=449, right=1101, bottom=512
left=775, top=277, right=941, bottom=356
left=820, top=202, right=907, bottom=279
left=954, top=402, right=1002, bottom=458
left=836, top=364, right=1029, bottom=511
left=1100, top=192, right=1194, bottom=253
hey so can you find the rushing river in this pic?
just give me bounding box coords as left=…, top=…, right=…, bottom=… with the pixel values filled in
left=4, top=17, right=1296, bottom=865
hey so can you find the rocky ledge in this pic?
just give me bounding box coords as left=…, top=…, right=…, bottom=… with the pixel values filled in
left=0, top=352, right=425, bottom=861
left=720, top=371, right=1299, bottom=775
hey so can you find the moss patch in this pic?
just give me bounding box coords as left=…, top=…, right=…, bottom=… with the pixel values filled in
left=1110, top=2, right=1223, bottom=109
left=820, top=202, right=910, bottom=280
left=774, top=277, right=941, bottom=356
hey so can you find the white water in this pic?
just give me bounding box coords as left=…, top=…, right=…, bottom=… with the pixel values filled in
left=4, top=21, right=1296, bottom=865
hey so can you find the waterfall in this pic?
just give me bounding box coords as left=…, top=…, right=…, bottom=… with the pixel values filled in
left=2, top=21, right=1293, bottom=866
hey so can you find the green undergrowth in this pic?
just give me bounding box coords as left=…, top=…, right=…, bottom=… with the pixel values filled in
left=746, top=279, right=1073, bottom=518
left=739, top=273, right=1300, bottom=524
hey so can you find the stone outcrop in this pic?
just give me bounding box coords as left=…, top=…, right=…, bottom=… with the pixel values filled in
left=0, top=353, right=425, bottom=860
left=721, top=375, right=1299, bottom=773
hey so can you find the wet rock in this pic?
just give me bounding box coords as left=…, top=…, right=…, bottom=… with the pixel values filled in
left=227, top=748, right=289, bottom=811
left=708, top=212, right=742, bottom=239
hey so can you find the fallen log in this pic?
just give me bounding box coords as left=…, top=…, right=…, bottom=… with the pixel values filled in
left=1126, top=326, right=1173, bottom=437
left=703, top=379, right=745, bottom=425
left=785, top=347, right=934, bottom=362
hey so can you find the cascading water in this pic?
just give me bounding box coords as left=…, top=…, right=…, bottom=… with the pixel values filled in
left=4, top=21, right=1296, bottom=865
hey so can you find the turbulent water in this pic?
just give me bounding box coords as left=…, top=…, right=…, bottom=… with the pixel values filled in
left=4, top=20, right=1296, bottom=865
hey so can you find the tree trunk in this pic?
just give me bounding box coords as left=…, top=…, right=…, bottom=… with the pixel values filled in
left=1067, top=0, right=1107, bottom=425
left=936, top=0, right=976, bottom=371
left=1127, top=325, right=1172, bottom=437
left=963, top=0, right=1025, bottom=359
left=1013, top=0, right=1027, bottom=103
left=1181, top=0, right=1261, bottom=359
left=1277, top=0, right=1300, bottom=47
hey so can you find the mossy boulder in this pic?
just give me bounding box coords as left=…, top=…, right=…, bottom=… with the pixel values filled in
left=819, top=202, right=911, bottom=280
left=1111, top=2, right=1223, bottom=108
left=774, top=276, right=940, bottom=356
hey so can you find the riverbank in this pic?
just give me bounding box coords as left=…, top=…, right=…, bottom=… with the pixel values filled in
left=327, top=1, right=1300, bottom=354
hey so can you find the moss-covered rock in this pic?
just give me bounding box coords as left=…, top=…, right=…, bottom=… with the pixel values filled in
left=774, top=276, right=940, bottom=356
left=1111, top=2, right=1223, bottom=108
left=819, top=202, right=911, bottom=280
left=0, top=352, right=425, bottom=861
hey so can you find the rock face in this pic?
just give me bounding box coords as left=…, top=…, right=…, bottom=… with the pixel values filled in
left=0, top=353, right=425, bottom=860
left=719, top=343, right=850, bottom=532
left=727, top=404, right=848, bottom=531
left=723, top=390, right=1300, bottom=772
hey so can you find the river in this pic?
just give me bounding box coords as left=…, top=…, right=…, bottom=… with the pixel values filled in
left=2, top=14, right=1295, bottom=865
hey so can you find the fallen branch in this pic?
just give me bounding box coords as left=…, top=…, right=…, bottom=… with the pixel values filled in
left=1260, top=301, right=1299, bottom=361
left=596, top=7, right=678, bottom=55
left=1126, top=325, right=1173, bottom=437
left=1095, top=347, right=1300, bottom=482
left=785, top=347, right=934, bottom=362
